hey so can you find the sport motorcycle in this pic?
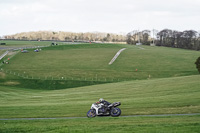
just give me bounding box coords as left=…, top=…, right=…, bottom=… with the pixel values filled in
left=87, top=102, right=121, bottom=118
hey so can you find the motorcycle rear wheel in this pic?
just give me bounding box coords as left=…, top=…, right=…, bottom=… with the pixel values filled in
left=87, top=109, right=96, bottom=118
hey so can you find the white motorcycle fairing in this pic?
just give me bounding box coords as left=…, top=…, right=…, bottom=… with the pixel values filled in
left=91, top=103, right=104, bottom=115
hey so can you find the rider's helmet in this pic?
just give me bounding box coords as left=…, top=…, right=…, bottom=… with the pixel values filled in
left=99, top=98, right=105, bottom=102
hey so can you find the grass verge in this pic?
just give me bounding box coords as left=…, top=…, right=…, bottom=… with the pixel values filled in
left=0, top=115, right=199, bottom=133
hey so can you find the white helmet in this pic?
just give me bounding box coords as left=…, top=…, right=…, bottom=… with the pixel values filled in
left=99, top=98, right=104, bottom=102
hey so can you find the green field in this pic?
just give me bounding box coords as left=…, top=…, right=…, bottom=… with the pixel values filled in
left=1, top=44, right=199, bottom=81
left=0, top=75, right=200, bottom=132
left=0, top=40, right=58, bottom=48
left=1, top=115, right=200, bottom=133
left=0, top=41, right=200, bottom=132
left=0, top=50, right=6, bottom=55
left=0, top=75, right=200, bottom=118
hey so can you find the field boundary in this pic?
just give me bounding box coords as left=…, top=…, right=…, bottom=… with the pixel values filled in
left=1, top=113, right=199, bottom=121
left=0, top=69, right=127, bottom=82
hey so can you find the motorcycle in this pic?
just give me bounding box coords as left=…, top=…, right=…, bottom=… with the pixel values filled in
left=87, top=102, right=121, bottom=118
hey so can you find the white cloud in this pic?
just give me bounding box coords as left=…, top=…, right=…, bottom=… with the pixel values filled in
left=0, top=0, right=200, bottom=36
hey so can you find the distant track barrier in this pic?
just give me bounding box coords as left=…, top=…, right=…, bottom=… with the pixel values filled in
left=0, top=69, right=127, bottom=90
left=0, top=69, right=129, bottom=83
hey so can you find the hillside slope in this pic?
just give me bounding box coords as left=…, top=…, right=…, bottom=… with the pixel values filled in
left=0, top=75, right=199, bottom=118
left=1, top=44, right=199, bottom=83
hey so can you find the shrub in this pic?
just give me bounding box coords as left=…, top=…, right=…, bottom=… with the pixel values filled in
left=195, top=57, right=200, bottom=73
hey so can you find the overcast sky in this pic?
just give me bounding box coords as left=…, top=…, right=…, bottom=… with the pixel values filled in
left=0, top=0, right=200, bottom=36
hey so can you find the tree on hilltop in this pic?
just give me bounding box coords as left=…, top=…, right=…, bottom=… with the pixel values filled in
left=195, top=57, right=200, bottom=73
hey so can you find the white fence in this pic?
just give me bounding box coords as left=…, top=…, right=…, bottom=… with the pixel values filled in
left=0, top=69, right=129, bottom=82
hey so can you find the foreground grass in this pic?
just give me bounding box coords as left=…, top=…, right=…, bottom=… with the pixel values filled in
left=0, top=115, right=200, bottom=133
left=0, top=75, right=199, bottom=118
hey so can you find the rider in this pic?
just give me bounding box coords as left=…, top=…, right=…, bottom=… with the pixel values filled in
left=96, top=98, right=111, bottom=113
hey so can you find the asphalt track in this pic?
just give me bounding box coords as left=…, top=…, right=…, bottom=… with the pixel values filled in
left=0, top=113, right=199, bottom=121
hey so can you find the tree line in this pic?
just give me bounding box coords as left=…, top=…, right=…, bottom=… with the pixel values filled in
left=127, top=30, right=152, bottom=45
left=127, top=29, right=200, bottom=51
left=2, top=31, right=126, bottom=42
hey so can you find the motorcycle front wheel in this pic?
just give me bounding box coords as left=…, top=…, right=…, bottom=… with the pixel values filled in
left=110, top=107, right=121, bottom=117
left=87, top=109, right=96, bottom=118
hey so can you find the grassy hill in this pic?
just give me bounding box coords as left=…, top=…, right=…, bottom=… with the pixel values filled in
left=0, top=75, right=199, bottom=118
left=0, top=75, right=199, bottom=132
left=0, top=42, right=199, bottom=132
left=1, top=44, right=199, bottom=85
